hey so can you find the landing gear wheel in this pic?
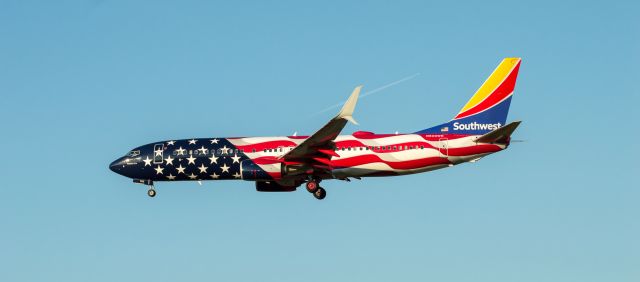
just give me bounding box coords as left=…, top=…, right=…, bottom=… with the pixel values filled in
left=313, top=187, right=326, bottom=200
left=147, top=188, right=156, bottom=198
left=306, top=181, right=319, bottom=193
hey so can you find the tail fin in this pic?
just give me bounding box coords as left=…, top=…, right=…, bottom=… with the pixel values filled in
left=416, top=58, right=522, bottom=135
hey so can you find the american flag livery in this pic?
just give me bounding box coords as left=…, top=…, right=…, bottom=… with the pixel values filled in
left=110, top=58, right=523, bottom=199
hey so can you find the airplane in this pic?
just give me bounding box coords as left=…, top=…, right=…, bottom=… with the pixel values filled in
left=110, top=58, right=523, bottom=200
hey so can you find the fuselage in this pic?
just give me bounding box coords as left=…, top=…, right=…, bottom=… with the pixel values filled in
left=109, top=131, right=507, bottom=183
left=109, top=58, right=522, bottom=199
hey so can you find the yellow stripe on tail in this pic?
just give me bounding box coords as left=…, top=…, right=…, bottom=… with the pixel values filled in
left=457, top=58, right=521, bottom=115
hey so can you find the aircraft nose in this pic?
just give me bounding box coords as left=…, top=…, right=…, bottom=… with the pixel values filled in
left=109, top=158, right=124, bottom=173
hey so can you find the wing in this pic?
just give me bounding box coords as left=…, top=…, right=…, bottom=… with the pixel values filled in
left=279, top=86, right=362, bottom=166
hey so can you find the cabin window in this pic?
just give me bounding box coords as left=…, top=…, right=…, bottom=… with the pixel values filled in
left=420, top=146, right=424, bottom=149
left=127, top=150, right=140, bottom=157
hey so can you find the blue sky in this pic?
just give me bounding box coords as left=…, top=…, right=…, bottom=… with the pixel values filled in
left=0, top=1, right=638, bottom=281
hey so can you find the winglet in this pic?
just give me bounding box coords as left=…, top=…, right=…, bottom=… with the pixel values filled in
left=336, top=85, right=362, bottom=125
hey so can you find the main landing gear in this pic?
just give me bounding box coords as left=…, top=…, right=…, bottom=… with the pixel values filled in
left=305, top=179, right=326, bottom=200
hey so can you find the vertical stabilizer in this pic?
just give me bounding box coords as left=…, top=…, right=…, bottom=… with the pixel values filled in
left=416, top=58, right=521, bottom=135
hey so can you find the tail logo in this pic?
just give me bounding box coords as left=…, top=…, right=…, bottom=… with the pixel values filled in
left=452, top=122, right=502, bottom=131
left=454, top=58, right=521, bottom=120
left=416, top=58, right=522, bottom=135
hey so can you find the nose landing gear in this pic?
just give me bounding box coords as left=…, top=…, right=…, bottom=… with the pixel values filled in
left=134, top=179, right=156, bottom=198
left=147, top=187, right=156, bottom=197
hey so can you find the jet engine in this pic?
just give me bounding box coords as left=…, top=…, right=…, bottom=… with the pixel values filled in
left=255, top=181, right=298, bottom=192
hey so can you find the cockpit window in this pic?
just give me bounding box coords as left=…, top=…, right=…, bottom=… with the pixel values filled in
left=127, top=150, right=140, bottom=157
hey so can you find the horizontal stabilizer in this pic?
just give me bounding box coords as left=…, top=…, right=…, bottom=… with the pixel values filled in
left=475, top=121, right=521, bottom=144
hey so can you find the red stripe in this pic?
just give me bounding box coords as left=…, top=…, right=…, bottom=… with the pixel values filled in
left=455, top=61, right=521, bottom=119
left=334, top=140, right=437, bottom=150
left=446, top=144, right=502, bottom=156
left=252, top=156, right=284, bottom=165
left=419, top=134, right=473, bottom=140
left=332, top=155, right=450, bottom=170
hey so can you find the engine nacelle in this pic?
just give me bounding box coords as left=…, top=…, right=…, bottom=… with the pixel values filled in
left=240, top=159, right=283, bottom=181
left=255, top=181, right=297, bottom=192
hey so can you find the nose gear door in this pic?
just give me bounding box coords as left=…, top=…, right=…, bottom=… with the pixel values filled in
left=153, top=144, right=164, bottom=164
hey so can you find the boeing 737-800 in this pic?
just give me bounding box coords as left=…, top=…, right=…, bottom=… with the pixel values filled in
left=110, top=58, right=523, bottom=200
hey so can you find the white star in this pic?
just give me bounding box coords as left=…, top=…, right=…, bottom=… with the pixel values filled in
left=176, top=164, right=186, bottom=174
left=220, top=163, right=230, bottom=173
left=143, top=156, right=152, bottom=166
left=198, top=146, right=208, bottom=154
left=231, top=154, right=241, bottom=164
left=167, top=140, right=176, bottom=146
left=188, top=139, right=197, bottom=145
left=233, top=172, right=241, bottom=179
left=198, top=163, right=208, bottom=173
left=188, top=173, right=198, bottom=179
left=167, top=173, right=176, bottom=180
left=210, top=172, right=219, bottom=179
left=186, top=154, right=196, bottom=165
left=154, top=149, right=163, bottom=157
left=176, top=146, right=186, bottom=156
left=165, top=155, right=174, bottom=165
left=209, top=155, right=218, bottom=164
left=210, top=138, right=219, bottom=144
left=154, top=165, right=164, bottom=175
left=221, top=145, right=229, bottom=154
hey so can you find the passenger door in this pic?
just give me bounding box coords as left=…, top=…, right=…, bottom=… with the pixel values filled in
left=438, top=138, right=448, bottom=157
